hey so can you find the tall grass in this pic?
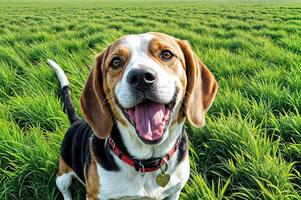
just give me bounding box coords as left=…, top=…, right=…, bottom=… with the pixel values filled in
left=0, top=0, right=301, bottom=199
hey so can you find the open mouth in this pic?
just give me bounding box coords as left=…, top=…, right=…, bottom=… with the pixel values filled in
left=116, top=92, right=177, bottom=144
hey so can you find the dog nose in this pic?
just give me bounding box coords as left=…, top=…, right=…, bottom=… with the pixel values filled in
left=127, top=68, right=157, bottom=91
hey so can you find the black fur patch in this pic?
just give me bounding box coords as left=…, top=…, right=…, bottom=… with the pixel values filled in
left=60, top=120, right=120, bottom=182
left=60, top=120, right=92, bottom=182
left=91, top=127, right=119, bottom=171
left=61, top=86, right=79, bottom=124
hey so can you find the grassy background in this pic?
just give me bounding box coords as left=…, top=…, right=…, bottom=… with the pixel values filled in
left=1, top=0, right=301, bottom=199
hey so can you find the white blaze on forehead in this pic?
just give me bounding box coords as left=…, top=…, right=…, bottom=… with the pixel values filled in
left=119, top=33, right=156, bottom=74
left=120, top=33, right=154, bottom=58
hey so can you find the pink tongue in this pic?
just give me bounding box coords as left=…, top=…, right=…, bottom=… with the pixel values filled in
left=128, top=101, right=170, bottom=141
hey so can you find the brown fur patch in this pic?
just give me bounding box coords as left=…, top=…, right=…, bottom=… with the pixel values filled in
left=57, top=156, right=72, bottom=176
left=80, top=51, right=113, bottom=139
left=148, top=37, right=184, bottom=76
left=176, top=104, right=186, bottom=124
left=80, top=36, right=131, bottom=138
left=177, top=40, right=218, bottom=127
left=85, top=138, right=100, bottom=200
left=107, top=92, right=127, bottom=126
left=103, top=44, right=131, bottom=126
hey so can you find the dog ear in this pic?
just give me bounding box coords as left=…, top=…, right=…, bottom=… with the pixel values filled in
left=80, top=52, right=113, bottom=139
left=177, top=40, right=218, bottom=127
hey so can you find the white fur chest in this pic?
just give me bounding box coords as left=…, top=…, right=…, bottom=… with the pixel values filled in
left=96, top=153, right=189, bottom=200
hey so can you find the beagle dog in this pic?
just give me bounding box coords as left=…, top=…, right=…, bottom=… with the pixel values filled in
left=48, top=32, right=218, bottom=200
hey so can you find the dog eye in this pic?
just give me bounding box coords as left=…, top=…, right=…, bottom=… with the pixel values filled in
left=110, top=57, right=123, bottom=69
left=160, top=50, right=174, bottom=61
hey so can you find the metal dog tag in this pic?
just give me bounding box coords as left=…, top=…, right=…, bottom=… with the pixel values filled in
left=156, top=158, right=170, bottom=187
left=156, top=172, right=170, bottom=187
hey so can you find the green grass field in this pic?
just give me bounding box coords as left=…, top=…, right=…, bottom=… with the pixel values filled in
left=1, top=0, right=301, bottom=199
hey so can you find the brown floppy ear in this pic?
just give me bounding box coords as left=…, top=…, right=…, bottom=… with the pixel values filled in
left=80, top=52, right=113, bottom=139
left=178, top=40, right=218, bottom=127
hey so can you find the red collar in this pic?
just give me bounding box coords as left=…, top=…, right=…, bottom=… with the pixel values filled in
left=107, top=136, right=181, bottom=173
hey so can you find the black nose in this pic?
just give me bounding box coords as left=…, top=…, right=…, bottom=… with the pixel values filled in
left=127, top=68, right=157, bottom=91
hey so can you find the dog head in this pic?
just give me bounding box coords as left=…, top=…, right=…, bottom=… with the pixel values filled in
left=80, top=32, right=218, bottom=144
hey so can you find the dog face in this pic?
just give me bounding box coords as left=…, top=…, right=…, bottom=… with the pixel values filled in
left=80, top=32, right=218, bottom=144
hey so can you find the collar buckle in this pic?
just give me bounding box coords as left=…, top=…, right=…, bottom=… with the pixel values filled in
left=160, top=158, right=168, bottom=173
left=138, top=161, right=145, bottom=176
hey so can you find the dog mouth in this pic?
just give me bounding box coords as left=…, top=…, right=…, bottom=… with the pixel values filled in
left=116, top=92, right=177, bottom=144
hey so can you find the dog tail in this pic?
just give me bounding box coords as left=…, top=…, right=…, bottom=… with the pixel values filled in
left=47, top=59, right=79, bottom=124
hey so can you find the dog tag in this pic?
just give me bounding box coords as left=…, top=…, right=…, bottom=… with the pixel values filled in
left=156, top=172, right=170, bottom=187
left=156, top=158, right=170, bottom=187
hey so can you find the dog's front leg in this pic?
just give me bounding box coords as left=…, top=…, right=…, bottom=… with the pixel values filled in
left=56, top=173, right=73, bottom=200
left=56, top=157, right=74, bottom=200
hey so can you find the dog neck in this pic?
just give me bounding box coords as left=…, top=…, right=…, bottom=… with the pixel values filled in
left=114, top=120, right=185, bottom=160
left=90, top=119, right=187, bottom=172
